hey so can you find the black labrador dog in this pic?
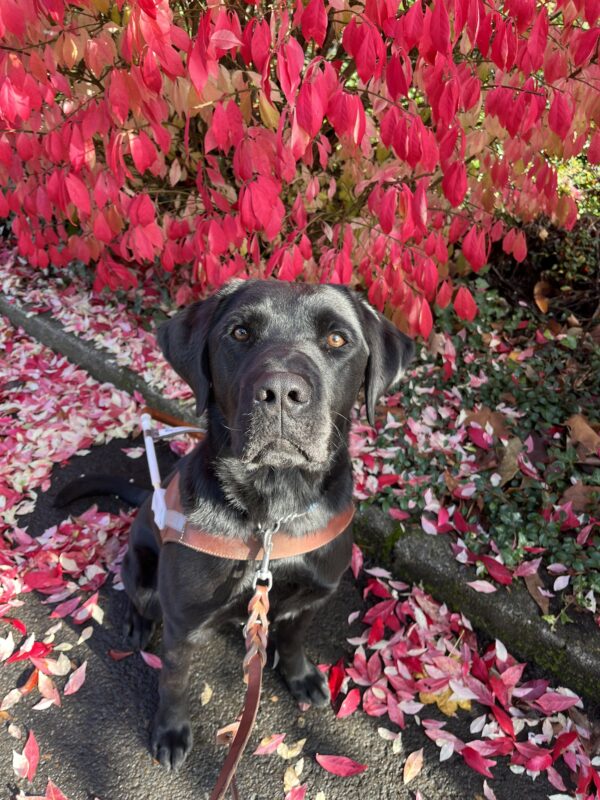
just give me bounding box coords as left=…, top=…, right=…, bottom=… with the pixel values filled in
left=120, top=279, right=413, bottom=770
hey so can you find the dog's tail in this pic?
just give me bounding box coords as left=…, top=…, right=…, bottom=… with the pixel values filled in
left=53, top=476, right=151, bottom=508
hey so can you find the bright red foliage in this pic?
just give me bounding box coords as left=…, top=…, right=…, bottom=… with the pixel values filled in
left=0, top=0, right=597, bottom=335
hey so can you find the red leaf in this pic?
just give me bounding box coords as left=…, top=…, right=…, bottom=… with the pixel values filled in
left=512, top=231, right=527, bottom=263
left=328, top=658, right=345, bottom=703
left=64, top=661, right=87, bottom=696
left=462, top=225, right=487, bottom=271
left=431, top=0, right=451, bottom=54
left=108, top=649, right=133, bottom=661
left=367, top=616, right=385, bottom=647
left=130, top=131, right=158, bottom=174
left=65, top=173, right=91, bottom=216
left=491, top=704, right=515, bottom=737
left=301, top=0, right=328, bottom=47
left=336, top=688, right=361, bottom=719
left=442, top=161, right=467, bottom=207
left=479, top=555, right=513, bottom=586
left=548, top=92, right=573, bottom=139
left=23, top=730, right=39, bottom=781
left=210, top=29, right=242, bottom=51
left=461, top=745, right=496, bottom=778
left=454, top=286, right=477, bottom=321
left=315, top=754, right=368, bottom=776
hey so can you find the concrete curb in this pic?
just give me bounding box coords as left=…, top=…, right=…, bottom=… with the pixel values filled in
left=0, top=294, right=197, bottom=424
left=4, top=292, right=600, bottom=704
left=354, top=508, right=600, bottom=705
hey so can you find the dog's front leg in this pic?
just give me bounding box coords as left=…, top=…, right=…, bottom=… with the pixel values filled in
left=151, top=623, right=195, bottom=770
left=275, top=604, right=331, bottom=708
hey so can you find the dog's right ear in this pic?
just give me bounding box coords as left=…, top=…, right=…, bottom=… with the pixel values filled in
left=157, top=296, right=222, bottom=417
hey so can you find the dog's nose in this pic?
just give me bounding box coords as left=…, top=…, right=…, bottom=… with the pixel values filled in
left=254, top=372, right=311, bottom=412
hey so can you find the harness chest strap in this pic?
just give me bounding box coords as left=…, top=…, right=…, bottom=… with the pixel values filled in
left=159, top=472, right=355, bottom=558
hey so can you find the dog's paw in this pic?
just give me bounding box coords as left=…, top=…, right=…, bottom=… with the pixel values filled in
left=282, top=661, right=331, bottom=708
left=123, top=602, right=155, bottom=650
left=151, top=720, right=193, bottom=771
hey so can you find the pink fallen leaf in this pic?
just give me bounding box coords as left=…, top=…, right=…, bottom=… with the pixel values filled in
left=403, top=748, right=424, bottom=784
left=535, top=691, right=580, bottom=714
left=315, top=753, right=368, bottom=776
left=64, top=661, right=87, bottom=696
left=336, top=688, right=361, bottom=719
left=38, top=672, right=61, bottom=706
left=140, top=651, right=162, bottom=669
left=351, top=544, right=363, bottom=579
left=45, top=780, right=71, bottom=800
left=389, top=508, right=410, bottom=521
left=253, top=733, right=286, bottom=755
left=467, top=580, right=497, bottom=594
left=13, top=730, right=39, bottom=781
left=285, top=786, right=307, bottom=800
left=23, top=730, right=40, bottom=781
left=483, top=780, right=498, bottom=800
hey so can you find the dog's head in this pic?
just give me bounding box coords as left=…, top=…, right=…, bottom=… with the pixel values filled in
left=158, top=280, right=414, bottom=471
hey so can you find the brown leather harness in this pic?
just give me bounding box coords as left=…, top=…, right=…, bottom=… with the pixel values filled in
left=157, top=470, right=355, bottom=800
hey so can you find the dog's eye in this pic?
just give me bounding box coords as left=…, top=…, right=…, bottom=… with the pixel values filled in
left=326, top=332, right=347, bottom=348
left=231, top=326, right=250, bottom=342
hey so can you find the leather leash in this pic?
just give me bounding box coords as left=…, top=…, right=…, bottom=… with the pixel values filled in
left=140, top=410, right=353, bottom=800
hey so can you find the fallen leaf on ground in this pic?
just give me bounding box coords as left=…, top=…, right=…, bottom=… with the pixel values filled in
left=498, top=438, right=523, bottom=485
left=560, top=483, right=600, bottom=512
left=277, top=738, right=306, bottom=760
left=140, top=651, right=162, bottom=669
left=200, top=682, right=213, bottom=706
left=315, top=754, right=367, bottom=776
left=253, top=733, right=286, bottom=756
left=64, top=662, right=87, bottom=696
left=403, top=748, right=424, bottom=784
left=524, top=574, right=550, bottom=615
left=566, top=414, right=600, bottom=459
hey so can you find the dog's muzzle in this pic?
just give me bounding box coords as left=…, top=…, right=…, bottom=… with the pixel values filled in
left=234, top=365, right=331, bottom=468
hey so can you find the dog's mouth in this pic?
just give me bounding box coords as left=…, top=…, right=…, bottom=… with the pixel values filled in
left=250, top=437, right=311, bottom=467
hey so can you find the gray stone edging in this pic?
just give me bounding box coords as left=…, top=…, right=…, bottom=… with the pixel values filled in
left=3, top=291, right=600, bottom=704
left=0, top=294, right=197, bottom=424
left=354, top=507, right=600, bottom=704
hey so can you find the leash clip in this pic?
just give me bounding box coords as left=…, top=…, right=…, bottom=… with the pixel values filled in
left=252, top=522, right=279, bottom=590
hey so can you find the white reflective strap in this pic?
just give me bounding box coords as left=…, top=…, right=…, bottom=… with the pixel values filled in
left=151, top=487, right=167, bottom=530
left=141, top=413, right=162, bottom=490
left=164, top=509, right=187, bottom=533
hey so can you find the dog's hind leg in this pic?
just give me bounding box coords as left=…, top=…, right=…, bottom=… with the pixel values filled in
left=121, top=544, right=162, bottom=650
left=274, top=605, right=331, bottom=708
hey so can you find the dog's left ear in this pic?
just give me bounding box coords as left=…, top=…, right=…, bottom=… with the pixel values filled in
left=356, top=300, right=415, bottom=427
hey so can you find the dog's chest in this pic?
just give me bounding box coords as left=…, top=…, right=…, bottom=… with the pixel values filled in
left=186, top=555, right=323, bottom=642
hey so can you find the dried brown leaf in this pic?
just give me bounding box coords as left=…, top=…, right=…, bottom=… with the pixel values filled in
left=524, top=574, right=550, bottom=616
left=560, top=483, right=600, bottom=512
left=498, top=438, right=523, bottom=486
left=464, top=406, right=510, bottom=440
left=566, top=414, right=600, bottom=459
